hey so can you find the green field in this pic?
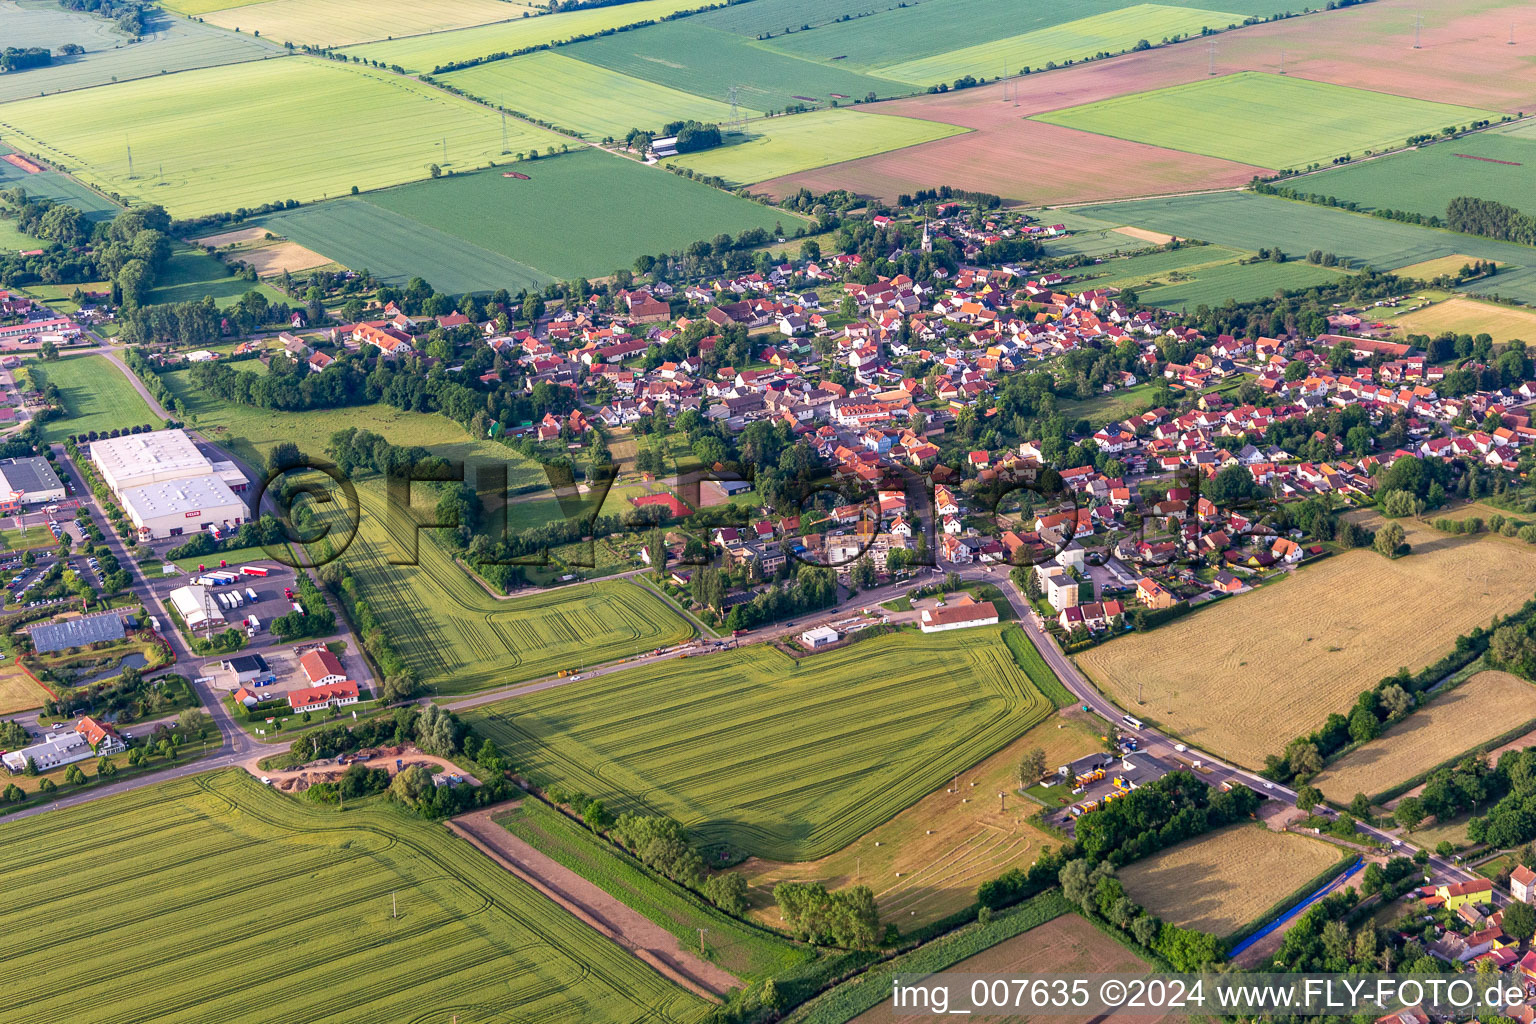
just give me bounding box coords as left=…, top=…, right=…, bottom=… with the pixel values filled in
left=340, top=0, right=713, bottom=73
left=878, top=5, right=1253, bottom=86
left=1134, top=257, right=1350, bottom=308
left=0, top=771, right=708, bottom=1024
left=498, top=800, right=814, bottom=980
left=144, top=243, right=287, bottom=308
left=255, top=198, right=551, bottom=294
left=1069, top=193, right=1536, bottom=302
left=159, top=0, right=247, bottom=13
left=1300, top=131, right=1536, bottom=219
left=442, top=50, right=743, bottom=140
left=202, top=0, right=535, bottom=48
left=0, top=144, right=120, bottom=221
left=560, top=21, right=907, bottom=112
left=1035, top=72, right=1500, bottom=170
left=0, top=3, right=278, bottom=104
left=668, top=108, right=966, bottom=186
left=30, top=354, right=163, bottom=442
left=0, top=57, right=563, bottom=218
left=359, top=149, right=798, bottom=281
left=743, top=0, right=1291, bottom=72
left=1069, top=243, right=1248, bottom=288
left=465, top=627, right=1054, bottom=861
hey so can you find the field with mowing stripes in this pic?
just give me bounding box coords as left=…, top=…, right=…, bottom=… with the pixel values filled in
left=0, top=771, right=708, bottom=1024
left=1077, top=518, right=1536, bottom=768
left=1301, top=130, right=1536, bottom=219
left=0, top=3, right=277, bottom=104
left=340, top=0, right=711, bottom=73
left=1312, top=671, right=1536, bottom=802
left=669, top=109, right=966, bottom=186
left=1120, top=824, right=1347, bottom=939
left=1387, top=296, right=1536, bottom=345
left=0, top=663, right=49, bottom=714
left=203, top=0, right=538, bottom=48
left=0, top=57, right=561, bottom=218
left=465, top=627, right=1055, bottom=861
left=442, top=51, right=742, bottom=140
left=1035, top=72, right=1500, bottom=170
left=738, top=711, right=1102, bottom=927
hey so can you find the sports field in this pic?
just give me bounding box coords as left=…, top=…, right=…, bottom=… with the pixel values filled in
left=1301, top=131, right=1536, bottom=219
left=880, top=5, right=1253, bottom=86
left=560, top=22, right=906, bottom=113
left=0, top=771, right=707, bottom=1024
left=31, top=354, right=163, bottom=443
left=0, top=57, right=562, bottom=218
left=1312, top=672, right=1536, bottom=802
left=1071, top=193, right=1536, bottom=301
left=1119, top=824, right=1346, bottom=939
left=668, top=109, right=966, bottom=186
left=254, top=199, right=552, bottom=294
left=466, top=627, right=1055, bottom=861
left=359, top=149, right=797, bottom=281
left=0, top=4, right=277, bottom=104
left=340, top=0, right=713, bottom=73
left=203, top=0, right=537, bottom=48
left=1076, top=520, right=1536, bottom=768
left=1388, top=296, right=1536, bottom=345
left=0, top=662, right=49, bottom=714
left=442, top=51, right=742, bottom=140
left=739, top=713, right=1104, bottom=927
left=1035, top=72, right=1500, bottom=170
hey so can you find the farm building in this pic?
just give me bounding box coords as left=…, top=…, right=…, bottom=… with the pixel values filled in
left=919, top=597, right=999, bottom=633
left=1, top=729, right=90, bottom=773
left=0, top=456, right=65, bottom=509
left=800, top=625, right=839, bottom=648
left=29, top=611, right=126, bottom=654
left=287, top=679, right=360, bottom=713
left=168, top=585, right=224, bottom=630
left=299, top=649, right=346, bottom=686
left=119, top=475, right=247, bottom=540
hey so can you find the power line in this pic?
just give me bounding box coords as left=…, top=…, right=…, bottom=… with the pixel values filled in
left=1207, top=38, right=1216, bottom=75
left=1412, top=12, right=1422, bottom=48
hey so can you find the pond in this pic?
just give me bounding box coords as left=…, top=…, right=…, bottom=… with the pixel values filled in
left=70, top=651, right=150, bottom=687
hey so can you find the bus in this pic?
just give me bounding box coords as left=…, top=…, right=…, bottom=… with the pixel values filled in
left=1121, top=715, right=1143, bottom=730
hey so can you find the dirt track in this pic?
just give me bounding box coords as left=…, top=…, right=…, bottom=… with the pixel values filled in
left=242, top=744, right=474, bottom=793
left=448, top=804, right=740, bottom=1001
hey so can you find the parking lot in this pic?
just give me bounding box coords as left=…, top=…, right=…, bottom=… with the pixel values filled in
left=156, top=560, right=300, bottom=644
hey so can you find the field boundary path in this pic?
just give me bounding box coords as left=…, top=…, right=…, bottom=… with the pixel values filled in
left=448, top=804, right=739, bottom=1000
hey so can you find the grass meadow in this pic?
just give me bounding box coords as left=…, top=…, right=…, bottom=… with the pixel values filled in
left=360, top=149, right=797, bottom=280
left=0, top=662, right=49, bottom=714
left=203, top=0, right=538, bottom=48
left=30, top=354, right=162, bottom=442
left=1076, top=520, right=1536, bottom=767
left=1312, top=671, right=1536, bottom=802
left=340, top=0, right=711, bottom=73
left=144, top=243, right=287, bottom=308
left=1134, top=257, right=1349, bottom=308
left=1300, top=130, right=1536, bottom=219
left=1071, top=192, right=1536, bottom=301
left=442, top=50, right=742, bottom=140
left=0, top=144, right=119, bottom=220
left=0, top=770, right=708, bottom=1024
left=560, top=21, right=907, bottom=112
left=1119, top=824, right=1347, bottom=939
left=1035, top=72, right=1499, bottom=169
left=465, top=627, right=1055, bottom=861
left=0, top=57, right=563, bottom=217
left=0, top=4, right=276, bottom=104
left=669, top=109, right=966, bottom=186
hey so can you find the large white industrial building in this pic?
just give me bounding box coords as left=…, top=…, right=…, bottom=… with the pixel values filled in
left=0, top=456, right=66, bottom=510
left=89, top=429, right=248, bottom=540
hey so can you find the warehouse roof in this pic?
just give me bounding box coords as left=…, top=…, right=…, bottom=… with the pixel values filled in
left=120, top=474, right=245, bottom=521
left=90, top=429, right=210, bottom=483
left=30, top=612, right=126, bottom=653
left=0, top=456, right=63, bottom=498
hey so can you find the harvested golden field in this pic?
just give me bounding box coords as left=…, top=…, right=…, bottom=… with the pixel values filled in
left=1390, top=296, right=1536, bottom=346
left=1076, top=520, right=1536, bottom=767
left=0, top=663, right=48, bottom=714
left=197, top=227, right=334, bottom=276
left=1313, top=671, right=1536, bottom=802
left=1119, top=825, right=1345, bottom=938
left=1391, top=255, right=1496, bottom=279
left=738, top=712, right=1103, bottom=929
